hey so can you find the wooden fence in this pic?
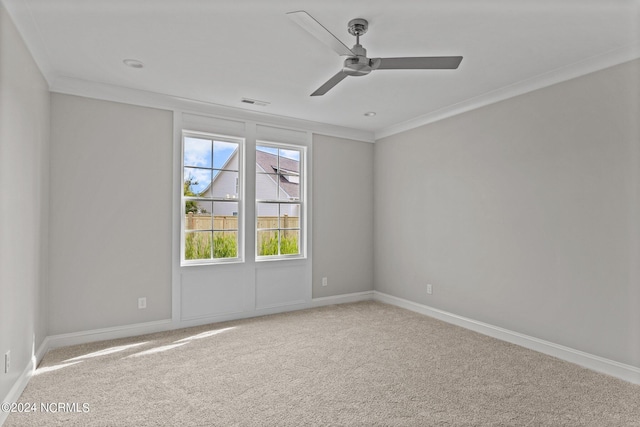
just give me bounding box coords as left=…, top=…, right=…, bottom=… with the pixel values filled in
left=185, top=213, right=299, bottom=257
left=186, top=213, right=299, bottom=231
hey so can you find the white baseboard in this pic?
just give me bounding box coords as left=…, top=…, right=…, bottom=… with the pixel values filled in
left=45, top=319, right=173, bottom=351
left=181, top=292, right=375, bottom=328
left=178, top=303, right=309, bottom=329
left=6, top=288, right=635, bottom=427
left=311, top=290, right=374, bottom=307
left=0, top=355, right=36, bottom=426
left=373, top=291, right=640, bottom=385
left=39, top=292, right=374, bottom=352
left=41, top=292, right=375, bottom=353
left=35, top=337, right=49, bottom=367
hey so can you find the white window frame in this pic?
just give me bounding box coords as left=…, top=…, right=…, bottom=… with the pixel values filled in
left=255, top=141, right=306, bottom=261
left=181, top=130, right=244, bottom=266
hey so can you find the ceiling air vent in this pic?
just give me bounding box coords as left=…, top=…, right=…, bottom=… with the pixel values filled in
left=241, top=98, right=270, bottom=107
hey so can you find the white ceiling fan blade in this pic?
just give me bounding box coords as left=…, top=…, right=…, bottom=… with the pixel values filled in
left=311, top=71, right=349, bottom=96
left=287, top=11, right=354, bottom=57
left=372, top=56, right=463, bottom=70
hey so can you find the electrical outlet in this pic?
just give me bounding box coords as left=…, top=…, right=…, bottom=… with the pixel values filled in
left=138, top=297, right=147, bottom=309
left=4, top=351, right=10, bottom=374
left=322, top=277, right=328, bottom=287
left=427, top=284, right=433, bottom=295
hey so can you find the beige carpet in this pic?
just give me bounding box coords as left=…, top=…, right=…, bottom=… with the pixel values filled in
left=5, top=302, right=640, bottom=426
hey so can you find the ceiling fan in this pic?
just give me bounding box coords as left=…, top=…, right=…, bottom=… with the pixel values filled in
left=286, top=11, right=463, bottom=96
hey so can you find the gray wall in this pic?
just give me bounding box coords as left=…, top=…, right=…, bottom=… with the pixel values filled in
left=0, top=2, right=50, bottom=401
left=49, top=94, right=173, bottom=334
left=47, top=96, right=374, bottom=334
left=313, top=134, right=374, bottom=297
left=374, top=59, right=640, bottom=368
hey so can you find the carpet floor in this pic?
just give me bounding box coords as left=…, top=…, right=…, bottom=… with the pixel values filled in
left=5, top=301, right=640, bottom=426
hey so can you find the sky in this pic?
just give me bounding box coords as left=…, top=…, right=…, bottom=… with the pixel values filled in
left=184, top=137, right=301, bottom=194
left=184, top=137, right=237, bottom=169
left=184, top=137, right=237, bottom=194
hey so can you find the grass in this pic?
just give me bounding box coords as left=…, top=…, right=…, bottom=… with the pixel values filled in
left=259, top=233, right=299, bottom=256
left=185, top=230, right=299, bottom=259
left=185, top=232, right=237, bottom=260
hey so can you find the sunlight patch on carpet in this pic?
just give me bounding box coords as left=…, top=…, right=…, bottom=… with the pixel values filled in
left=174, top=327, right=236, bottom=343
left=64, top=342, right=150, bottom=362
left=125, top=342, right=188, bottom=358
left=34, top=361, right=83, bottom=376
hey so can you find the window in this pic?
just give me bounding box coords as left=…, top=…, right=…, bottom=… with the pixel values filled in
left=256, top=143, right=305, bottom=259
left=182, top=131, right=243, bottom=264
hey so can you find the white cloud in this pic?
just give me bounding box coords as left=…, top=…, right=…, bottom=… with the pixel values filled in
left=184, top=137, right=212, bottom=168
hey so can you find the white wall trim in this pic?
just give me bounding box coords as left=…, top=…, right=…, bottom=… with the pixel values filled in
left=375, top=43, right=640, bottom=140
left=49, top=76, right=375, bottom=143
left=179, top=291, right=375, bottom=328
left=45, top=319, right=173, bottom=351
left=34, top=292, right=375, bottom=356
left=35, top=338, right=49, bottom=365
left=6, top=289, right=636, bottom=422
left=373, top=291, right=640, bottom=385
left=41, top=49, right=640, bottom=146
left=0, top=356, right=36, bottom=426
left=0, top=0, right=56, bottom=86
left=171, top=111, right=182, bottom=329
left=176, top=300, right=312, bottom=330
left=311, top=290, right=374, bottom=307
left=7, top=0, right=639, bottom=145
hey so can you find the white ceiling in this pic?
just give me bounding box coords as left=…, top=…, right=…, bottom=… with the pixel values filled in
left=4, top=0, right=640, bottom=139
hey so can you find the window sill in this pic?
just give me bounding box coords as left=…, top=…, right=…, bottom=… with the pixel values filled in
left=181, top=258, right=244, bottom=268
left=255, top=254, right=307, bottom=263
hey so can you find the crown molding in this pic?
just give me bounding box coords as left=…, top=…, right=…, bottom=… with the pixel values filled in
left=7, top=0, right=638, bottom=146
left=50, top=76, right=375, bottom=143
left=375, top=43, right=640, bottom=140
left=1, top=0, right=56, bottom=86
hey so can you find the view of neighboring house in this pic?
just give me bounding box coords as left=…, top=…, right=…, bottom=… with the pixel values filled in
left=195, top=145, right=240, bottom=217
left=194, top=147, right=300, bottom=218
left=255, top=148, right=300, bottom=218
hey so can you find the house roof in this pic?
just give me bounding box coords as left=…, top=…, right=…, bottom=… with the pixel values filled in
left=256, top=149, right=299, bottom=200
left=198, top=145, right=239, bottom=196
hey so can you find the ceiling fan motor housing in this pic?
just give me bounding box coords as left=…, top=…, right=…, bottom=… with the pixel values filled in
left=343, top=56, right=372, bottom=76
left=343, top=43, right=372, bottom=76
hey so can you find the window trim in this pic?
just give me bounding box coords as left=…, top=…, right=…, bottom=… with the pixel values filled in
left=255, top=141, right=306, bottom=261
left=181, top=130, right=245, bottom=266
